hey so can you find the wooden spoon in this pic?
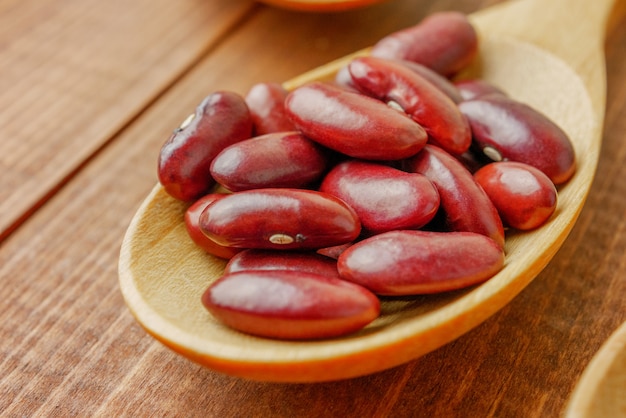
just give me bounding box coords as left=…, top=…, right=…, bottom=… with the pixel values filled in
left=565, top=321, right=626, bottom=417
left=118, top=0, right=616, bottom=382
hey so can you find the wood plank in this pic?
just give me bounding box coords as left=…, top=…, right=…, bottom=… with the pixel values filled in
left=0, top=0, right=624, bottom=416
left=0, top=2, right=490, bottom=414
left=0, top=0, right=255, bottom=241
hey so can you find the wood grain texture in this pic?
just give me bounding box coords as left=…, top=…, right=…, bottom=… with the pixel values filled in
left=0, top=0, right=625, bottom=416
left=0, top=0, right=255, bottom=241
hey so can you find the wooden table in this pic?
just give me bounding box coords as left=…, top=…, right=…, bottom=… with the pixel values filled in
left=1, top=0, right=625, bottom=416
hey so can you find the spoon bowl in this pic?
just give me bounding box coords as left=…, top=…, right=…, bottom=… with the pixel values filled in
left=119, top=0, right=614, bottom=382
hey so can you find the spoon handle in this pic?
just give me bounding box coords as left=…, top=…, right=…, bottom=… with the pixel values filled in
left=471, top=0, right=617, bottom=67
left=471, top=0, right=618, bottom=125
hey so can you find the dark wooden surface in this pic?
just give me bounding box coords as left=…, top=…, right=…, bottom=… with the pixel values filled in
left=0, top=0, right=624, bottom=416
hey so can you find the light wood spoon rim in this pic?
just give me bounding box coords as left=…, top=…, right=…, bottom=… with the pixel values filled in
left=565, top=321, right=626, bottom=417
left=119, top=0, right=615, bottom=382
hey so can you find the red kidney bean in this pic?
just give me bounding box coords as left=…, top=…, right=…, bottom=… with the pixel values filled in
left=336, top=60, right=463, bottom=104
left=454, top=149, right=489, bottom=174
left=348, top=56, right=472, bottom=155
left=458, top=95, right=576, bottom=184
left=284, top=81, right=428, bottom=160
left=319, top=160, right=439, bottom=234
left=370, top=11, right=478, bottom=77
left=201, top=270, right=380, bottom=339
left=210, top=131, right=329, bottom=192
left=317, top=242, right=353, bottom=260
left=334, top=65, right=357, bottom=89
left=404, top=144, right=505, bottom=247
left=244, top=82, right=296, bottom=135
left=397, top=60, right=464, bottom=103
left=337, top=230, right=504, bottom=295
left=184, top=193, right=242, bottom=259
left=199, top=188, right=361, bottom=250
left=224, top=249, right=341, bottom=278
left=455, top=78, right=508, bottom=101
left=474, top=161, right=558, bottom=230
left=158, top=91, right=253, bottom=201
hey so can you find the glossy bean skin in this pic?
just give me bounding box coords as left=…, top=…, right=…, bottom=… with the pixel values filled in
left=370, top=11, right=478, bottom=77
left=199, top=188, right=361, bottom=250
left=455, top=78, right=508, bottom=101
left=334, top=65, right=357, bottom=90
left=210, top=131, right=330, bottom=192
left=474, top=162, right=558, bottom=230
left=244, top=82, right=296, bottom=135
left=404, top=145, right=505, bottom=247
left=458, top=95, right=576, bottom=184
left=337, top=230, right=504, bottom=295
left=158, top=91, right=253, bottom=201
left=201, top=270, right=380, bottom=339
left=224, top=249, right=341, bottom=278
left=319, top=160, right=439, bottom=234
left=284, top=81, right=427, bottom=160
left=337, top=60, right=463, bottom=104
left=349, top=57, right=471, bottom=155
left=395, top=60, right=463, bottom=104
left=184, top=193, right=242, bottom=259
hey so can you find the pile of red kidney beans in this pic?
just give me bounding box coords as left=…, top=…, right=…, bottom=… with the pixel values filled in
left=157, top=12, right=576, bottom=340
